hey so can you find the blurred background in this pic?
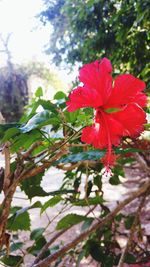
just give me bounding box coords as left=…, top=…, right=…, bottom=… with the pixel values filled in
left=0, top=0, right=149, bottom=122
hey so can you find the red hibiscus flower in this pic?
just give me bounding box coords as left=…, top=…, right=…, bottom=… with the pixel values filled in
left=66, top=58, right=147, bottom=170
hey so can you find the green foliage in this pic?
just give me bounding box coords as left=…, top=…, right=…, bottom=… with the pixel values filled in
left=56, top=214, right=88, bottom=230
left=56, top=150, right=105, bottom=164
left=54, top=91, right=67, bottom=100
left=73, top=196, right=103, bottom=206
left=28, top=236, right=50, bottom=257
left=1, top=255, right=23, bottom=266
left=35, top=87, right=43, bottom=98
left=20, top=110, right=60, bottom=133
left=10, top=242, right=23, bottom=252
left=109, top=165, right=124, bottom=185
left=21, top=173, right=50, bottom=199
left=7, top=210, right=31, bottom=231
left=86, top=240, right=116, bottom=266
left=125, top=215, right=135, bottom=229
left=30, top=228, right=45, bottom=240
left=40, top=0, right=150, bottom=88
left=41, top=196, right=62, bottom=214
left=125, top=253, right=136, bottom=264
left=0, top=89, right=149, bottom=266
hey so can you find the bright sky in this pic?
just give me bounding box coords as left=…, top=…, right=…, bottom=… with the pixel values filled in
left=0, top=0, right=78, bottom=87
left=0, top=0, right=51, bottom=64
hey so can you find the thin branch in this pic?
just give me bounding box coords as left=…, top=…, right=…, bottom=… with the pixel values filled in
left=57, top=162, right=80, bottom=171
left=2, top=142, right=11, bottom=194
left=20, top=150, right=67, bottom=181
left=68, top=143, right=89, bottom=147
left=135, top=152, right=150, bottom=173
left=31, top=179, right=150, bottom=267
left=56, top=160, right=97, bottom=171
left=22, top=141, right=43, bottom=159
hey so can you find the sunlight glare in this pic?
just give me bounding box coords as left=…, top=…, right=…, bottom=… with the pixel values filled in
left=0, top=0, right=50, bottom=64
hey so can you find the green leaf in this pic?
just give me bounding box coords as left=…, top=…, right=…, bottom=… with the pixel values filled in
left=30, top=228, right=45, bottom=240
left=41, top=196, right=62, bottom=214
left=81, top=218, right=93, bottom=231
left=0, top=255, right=23, bottom=266
left=125, top=215, right=135, bottom=229
left=20, top=173, right=49, bottom=199
left=20, top=110, right=59, bottom=133
left=105, top=108, right=121, bottom=113
left=0, top=123, right=20, bottom=140
left=39, top=99, right=58, bottom=113
left=9, top=202, right=42, bottom=218
left=125, top=253, right=136, bottom=264
left=28, top=236, right=50, bottom=257
left=54, top=91, right=66, bottom=99
left=56, top=214, right=87, bottom=230
left=109, top=175, right=121, bottom=185
left=115, top=213, right=124, bottom=222
left=11, top=130, right=42, bottom=153
left=30, top=201, right=42, bottom=209
left=21, top=173, right=75, bottom=199
left=74, top=196, right=103, bottom=206
left=144, top=123, right=150, bottom=130
left=94, top=175, right=102, bottom=190
left=50, top=245, right=60, bottom=254
left=88, top=240, right=104, bottom=262
left=10, top=242, right=23, bottom=252
left=86, top=180, right=93, bottom=197
left=76, top=250, right=86, bottom=267
left=56, top=150, right=105, bottom=165
left=87, top=240, right=115, bottom=265
left=65, top=109, right=79, bottom=123
left=35, top=87, right=43, bottom=97
left=115, top=147, right=141, bottom=154
left=2, top=127, right=20, bottom=142
left=7, top=211, right=30, bottom=231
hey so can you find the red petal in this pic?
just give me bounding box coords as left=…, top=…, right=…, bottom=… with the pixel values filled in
left=81, top=123, right=117, bottom=170
left=111, top=103, right=147, bottom=137
left=135, top=92, right=147, bottom=107
left=81, top=112, right=124, bottom=168
left=105, top=74, right=147, bottom=108
left=81, top=110, right=127, bottom=149
left=66, top=86, right=103, bottom=111
left=79, top=58, right=113, bottom=105
left=81, top=123, right=105, bottom=148
left=81, top=104, right=146, bottom=169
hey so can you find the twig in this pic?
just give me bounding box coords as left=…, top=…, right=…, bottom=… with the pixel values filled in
left=2, top=142, right=11, bottom=194
left=57, top=160, right=97, bottom=171
left=57, top=162, right=80, bottom=171
left=69, top=143, right=89, bottom=147
left=22, top=141, right=43, bottom=159
left=21, top=150, right=67, bottom=181
left=31, top=179, right=150, bottom=267
left=135, top=152, right=150, bottom=173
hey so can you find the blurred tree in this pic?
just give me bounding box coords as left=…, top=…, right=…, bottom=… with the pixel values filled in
left=40, top=0, right=150, bottom=87
left=0, top=35, right=67, bottom=122
left=0, top=34, right=29, bottom=122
